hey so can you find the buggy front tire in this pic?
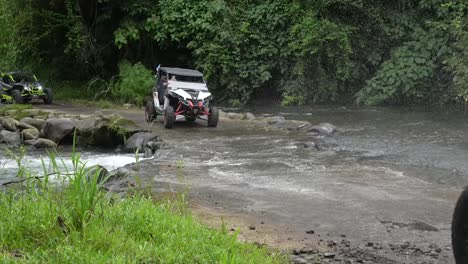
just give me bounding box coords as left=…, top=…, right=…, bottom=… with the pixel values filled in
left=163, top=106, right=175, bottom=129
left=12, top=90, right=24, bottom=104
left=208, top=107, right=219, bottom=127
left=43, top=88, right=53, bottom=104
left=145, top=100, right=157, bottom=122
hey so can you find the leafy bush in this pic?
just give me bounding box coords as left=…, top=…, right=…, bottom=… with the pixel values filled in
left=356, top=29, right=450, bottom=105
left=281, top=96, right=306, bottom=107
left=113, top=61, right=154, bottom=105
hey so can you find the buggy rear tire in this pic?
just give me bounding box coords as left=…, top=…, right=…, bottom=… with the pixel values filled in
left=145, top=100, right=157, bottom=122
left=208, top=107, right=219, bottom=127
left=12, top=90, right=24, bottom=104
left=163, top=106, right=175, bottom=129
left=43, top=88, right=53, bottom=104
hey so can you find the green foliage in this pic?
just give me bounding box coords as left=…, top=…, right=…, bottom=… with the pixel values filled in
left=0, top=0, right=466, bottom=106
left=281, top=96, right=306, bottom=107
left=113, top=61, right=154, bottom=106
left=357, top=29, right=450, bottom=105
left=0, top=149, right=284, bottom=263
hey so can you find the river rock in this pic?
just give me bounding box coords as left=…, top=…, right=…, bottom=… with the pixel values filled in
left=42, top=118, right=76, bottom=143
left=0, top=124, right=3, bottom=131
left=267, top=116, right=286, bottom=125
left=76, top=114, right=142, bottom=148
left=85, top=165, right=109, bottom=184
left=243, top=112, right=256, bottom=121
left=227, top=112, right=244, bottom=120
left=22, top=128, right=40, bottom=140
left=308, top=123, right=337, bottom=137
left=23, top=139, right=36, bottom=146
left=33, top=138, right=57, bottom=149
left=20, top=117, right=46, bottom=130
left=76, top=116, right=106, bottom=137
left=123, top=132, right=162, bottom=153
left=1, top=117, right=19, bottom=131
left=17, top=122, right=36, bottom=130
left=0, top=130, right=21, bottom=146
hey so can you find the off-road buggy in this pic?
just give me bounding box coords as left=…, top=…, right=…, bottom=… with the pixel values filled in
left=0, top=72, right=53, bottom=104
left=145, top=67, right=219, bottom=129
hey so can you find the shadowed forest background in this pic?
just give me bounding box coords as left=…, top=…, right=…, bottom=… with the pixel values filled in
left=0, top=0, right=466, bottom=106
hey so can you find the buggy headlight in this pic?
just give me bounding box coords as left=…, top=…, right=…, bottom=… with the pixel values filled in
left=23, top=86, right=31, bottom=91
left=37, top=85, right=43, bottom=90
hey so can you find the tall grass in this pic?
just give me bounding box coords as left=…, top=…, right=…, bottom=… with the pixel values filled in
left=0, top=146, right=284, bottom=263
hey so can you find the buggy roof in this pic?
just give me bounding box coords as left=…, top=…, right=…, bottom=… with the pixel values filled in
left=159, top=67, right=204, bottom=77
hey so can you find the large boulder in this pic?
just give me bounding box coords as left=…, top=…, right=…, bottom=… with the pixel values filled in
left=19, top=117, right=46, bottom=130
left=76, top=116, right=107, bottom=137
left=33, top=138, right=57, bottom=149
left=42, top=118, right=76, bottom=143
left=123, top=132, right=162, bottom=154
left=75, top=115, right=142, bottom=148
left=1, top=117, right=19, bottom=131
left=308, top=123, right=337, bottom=137
left=0, top=130, right=21, bottom=146
left=22, top=128, right=40, bottom=140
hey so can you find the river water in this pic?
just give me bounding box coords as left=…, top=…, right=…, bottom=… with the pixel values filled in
left=117, top=105, right=466, bottom=263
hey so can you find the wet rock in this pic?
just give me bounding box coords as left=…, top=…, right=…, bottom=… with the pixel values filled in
left=17, top=122, right=36, bottom=130
left=23, top=139, right=36, bottom=146
left=42, top=118, right=75, bottom=143
left=0, top=124, right=3, bottom=131
left=1, top=117, right=19, bottom=131
left=144, top=147, right=153, bottom=158
left=22, top=128, right=40, bottom=140
left=299, top=247, right=315, bottom=254
left=243, top=112, right=256, bottom=121
left=20, top=117, right=46, bottom=130
left=323, top=252, right=336, bottom=258
left=292, top=256, right=308, bottom=264
left=366, top=242, right=374, bottom=247
left=76, top=115, right=140, bottom=148
left=85, top=165, right=109, bottom=184
left=306, top=230, right=315, bottom=234
left=308, top=123, right=337, bottom=137
left=227, top=112, right=244, bottom=120
left=75, top=116, right=106, bottom=137
left=303, top=142, right=319, bottom=150
left=267, top=116, right=286, bottom=125
left=123, top=132, right=162, bottom=153
left=108, top=167, right=132, bottom=180
left=0, top=130, right=21, bottom=146
left=33, top=138, right=57, bottom=149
